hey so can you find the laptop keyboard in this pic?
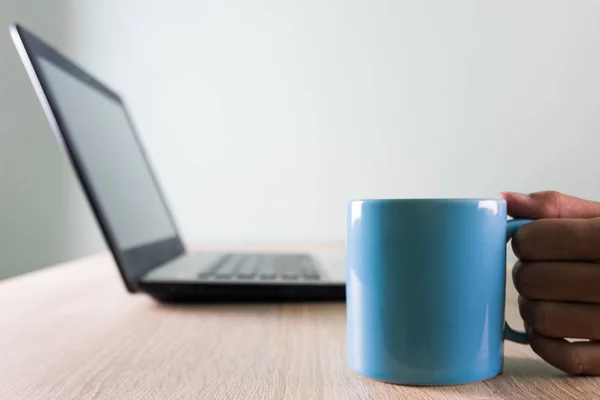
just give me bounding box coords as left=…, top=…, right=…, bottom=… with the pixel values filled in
left=198, top=253, right=322, bottom=281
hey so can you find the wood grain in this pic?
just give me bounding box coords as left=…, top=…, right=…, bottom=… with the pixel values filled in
left=0, top=249, right=599, bottom=400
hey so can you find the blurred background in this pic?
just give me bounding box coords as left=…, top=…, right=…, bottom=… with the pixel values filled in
left=1, top=0, right=600, bottom=279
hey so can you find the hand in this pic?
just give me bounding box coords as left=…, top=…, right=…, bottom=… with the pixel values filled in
left=501, top=191, right=600, bottom=375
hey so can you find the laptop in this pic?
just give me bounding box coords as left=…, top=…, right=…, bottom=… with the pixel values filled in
left=10, top=23, right=345, bottom=302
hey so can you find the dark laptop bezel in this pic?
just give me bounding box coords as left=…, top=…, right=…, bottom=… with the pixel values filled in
left=10, top=23, right=185, bottom=292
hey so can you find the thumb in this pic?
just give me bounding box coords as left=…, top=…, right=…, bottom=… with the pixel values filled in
left=500, top=191, right=600, bottom=219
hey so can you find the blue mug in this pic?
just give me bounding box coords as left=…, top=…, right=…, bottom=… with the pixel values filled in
left=345, top=198, right=531, bottom=386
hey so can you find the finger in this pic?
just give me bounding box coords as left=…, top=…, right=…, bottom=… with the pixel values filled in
left=513, top=261, right=600, bottom=303
left=501, top=191, right=600, bottom=219
left=519, top=297, right=600, bottom=340
left=529, top=330, right=600, bottom=375
left=511, top=218, right=600, bottom=261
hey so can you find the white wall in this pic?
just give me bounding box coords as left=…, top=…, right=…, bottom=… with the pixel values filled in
left=65, top=0, right=600, bottom=247
left=3, top=1, right=600, bottom=277
left=0, top=0, right=105, bottom=279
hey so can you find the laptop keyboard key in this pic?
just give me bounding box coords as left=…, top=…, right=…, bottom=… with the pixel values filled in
left=237, top=255, right=259, bottom=279
left=258, top=257, right=277, bottom=280
left=214, top=255, right=242, bottom=279
left=198, top=255, right=230, bottom=278
left=302, top=273, right=320, bottom=280
left=279, top=257, right=302, bottom=280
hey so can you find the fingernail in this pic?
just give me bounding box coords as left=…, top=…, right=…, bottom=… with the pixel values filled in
left=500, top=192, right=530, bottom=200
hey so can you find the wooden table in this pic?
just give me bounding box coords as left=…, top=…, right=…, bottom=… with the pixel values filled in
left=1, top=249, right=599, bottom=400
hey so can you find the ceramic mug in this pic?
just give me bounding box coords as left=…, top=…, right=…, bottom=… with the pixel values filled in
left=345, top=198, right=531, bottom=385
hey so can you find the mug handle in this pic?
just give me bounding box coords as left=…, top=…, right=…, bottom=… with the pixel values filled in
left=503, top=218, right=533, bottom=344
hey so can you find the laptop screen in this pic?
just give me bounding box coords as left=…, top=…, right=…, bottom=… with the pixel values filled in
left=36, top=57, right=178, bottom=251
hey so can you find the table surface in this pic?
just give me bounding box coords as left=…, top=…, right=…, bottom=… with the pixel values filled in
left=1, top=246, right=599, bottom=400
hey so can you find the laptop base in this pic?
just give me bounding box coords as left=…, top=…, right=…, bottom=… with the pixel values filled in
left=140, top=281, right=345, bottom=303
